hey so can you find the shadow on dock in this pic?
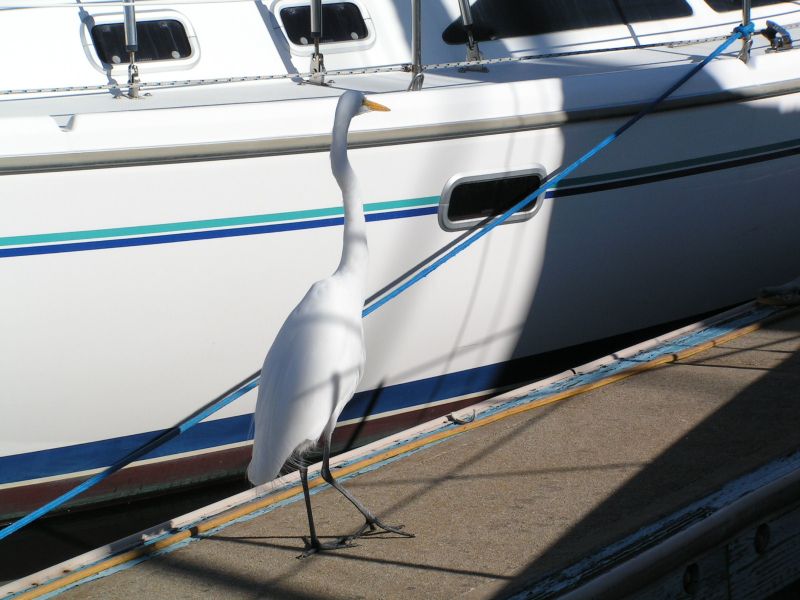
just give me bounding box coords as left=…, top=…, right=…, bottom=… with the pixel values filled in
left=493, top=315, right=800, bottom=598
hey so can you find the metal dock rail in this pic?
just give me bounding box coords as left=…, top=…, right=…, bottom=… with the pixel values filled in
left=3, top=303, right=800, bottom=599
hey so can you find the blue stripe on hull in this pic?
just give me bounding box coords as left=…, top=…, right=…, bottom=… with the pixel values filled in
left=0, top=206, right=437, bottom=259
left=4, top=139, right=800, bottom=259
left=0, top=355, right=517, bottom=485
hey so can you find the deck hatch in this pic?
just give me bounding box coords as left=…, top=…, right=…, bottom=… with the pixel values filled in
left=439, top=168, right=545, bottom=231
left=442, top=0, right=692, bottom=44
left=90, top=19, right=192, bottom=64
left=280, top=2, right=368, bottom=45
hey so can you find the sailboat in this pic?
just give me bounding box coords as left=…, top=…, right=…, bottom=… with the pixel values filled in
left=2, top=0, right=799, bottom=519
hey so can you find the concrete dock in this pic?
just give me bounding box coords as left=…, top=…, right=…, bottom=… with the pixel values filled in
left=5, top=305, right=800, bottom=599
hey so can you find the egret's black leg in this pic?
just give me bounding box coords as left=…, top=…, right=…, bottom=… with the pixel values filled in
left=299, top=466, right=320, bottom=556
left=298, top=466, right=353, bottom=558
left=320, top=431, right=414, bottom=540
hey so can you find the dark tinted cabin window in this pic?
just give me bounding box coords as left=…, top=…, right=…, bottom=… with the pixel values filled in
left=281, top=2, right=368, bottom=45
left=447, top=173, right=541, bottom=223
left=705, top=0, right=788, bottom=10
left=91, top=20, right=191, bottom=64
left=443, top=0, right=693, bottom=44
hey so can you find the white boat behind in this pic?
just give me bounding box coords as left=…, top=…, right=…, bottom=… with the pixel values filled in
left=1, top=0, right=799, bottom=520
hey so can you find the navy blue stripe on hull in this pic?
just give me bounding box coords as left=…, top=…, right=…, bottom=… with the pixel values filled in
left=0, top=207, right=437, bottom=259
left=0, top=317, right=704, bottom=486
left=550, top=142, right=800, bottom=198
left=5, top=140, right=800, bottom=259
left=0, top=353, right=535, bottom=485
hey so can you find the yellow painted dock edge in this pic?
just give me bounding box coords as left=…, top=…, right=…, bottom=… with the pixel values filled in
left=12, top=306, right=796, bottom=599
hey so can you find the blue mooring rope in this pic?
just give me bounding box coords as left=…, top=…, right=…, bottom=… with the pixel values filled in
left=363, top=23, right=754, bottom=317
left=0, top=23, right=754, bottom=543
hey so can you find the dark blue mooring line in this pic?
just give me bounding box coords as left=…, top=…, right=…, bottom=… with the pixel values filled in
left=0, top=377, right=259, bottom=542
left=0, top=23, right=754, bottom=544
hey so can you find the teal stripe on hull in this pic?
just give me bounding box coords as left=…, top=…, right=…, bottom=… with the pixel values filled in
left=0, top=197, right=440, bottom=248
left=3, top=136, right=800, bottom=250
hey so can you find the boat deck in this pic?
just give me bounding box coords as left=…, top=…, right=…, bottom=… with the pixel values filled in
left=0, top=36, right=774, bottom=119
left=8, top=303, right=800, bottom=599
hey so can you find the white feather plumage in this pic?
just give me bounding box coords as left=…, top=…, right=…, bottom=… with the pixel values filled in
left=247, top=90, right=372, bottom=486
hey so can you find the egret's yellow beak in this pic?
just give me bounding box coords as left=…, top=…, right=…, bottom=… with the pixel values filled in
left=362, top=98, right=391, bottom=112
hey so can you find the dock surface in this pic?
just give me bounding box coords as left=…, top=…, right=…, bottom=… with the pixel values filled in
left=26, top=310, right=800, bottom=599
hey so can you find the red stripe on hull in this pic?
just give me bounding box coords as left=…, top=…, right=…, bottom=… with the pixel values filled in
left=0, top=396, right=487, bottom=522
left=0, top=445, right=252, bottom=523
left=331, top=396, right=486, bottom=451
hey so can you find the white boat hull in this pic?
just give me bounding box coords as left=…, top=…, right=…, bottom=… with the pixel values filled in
left=2, top=1, right=800, bottom=518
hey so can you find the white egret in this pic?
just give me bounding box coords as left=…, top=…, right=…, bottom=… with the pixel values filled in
left=247, top=90, right=412, bottom=556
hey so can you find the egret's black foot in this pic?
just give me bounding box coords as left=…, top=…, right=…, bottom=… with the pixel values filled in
left=298, top=536, right=356, bottom=559
left=351, top=518, right=415, bottom=540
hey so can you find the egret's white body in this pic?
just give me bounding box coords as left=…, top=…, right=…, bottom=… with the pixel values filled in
left=246, top=91, right=407, bottom=555
left=247, top=90, right=370, bottom=487
left=246, top=275, right=366, bottom=484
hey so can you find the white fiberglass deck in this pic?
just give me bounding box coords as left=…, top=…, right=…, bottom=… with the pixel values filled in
left=0, top=35, right=785, bottom=121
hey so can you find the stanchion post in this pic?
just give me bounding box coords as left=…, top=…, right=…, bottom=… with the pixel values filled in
left=123, top=0, right=140, bottom=98
left=409, top=0, right=423, bottom=90
left=739, top=0, right=753, bottom=63
left=309, top=0, right=326, bottom=84
left=456, top=0, right=487, bottom=71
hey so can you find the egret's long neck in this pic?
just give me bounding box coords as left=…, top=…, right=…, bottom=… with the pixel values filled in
left=331, top=114, right=368, bottom=291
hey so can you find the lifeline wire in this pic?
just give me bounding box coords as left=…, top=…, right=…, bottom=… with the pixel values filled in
left=7, top=25, right=786, bottom=95
left=0, top=23, right=754, bottom=544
